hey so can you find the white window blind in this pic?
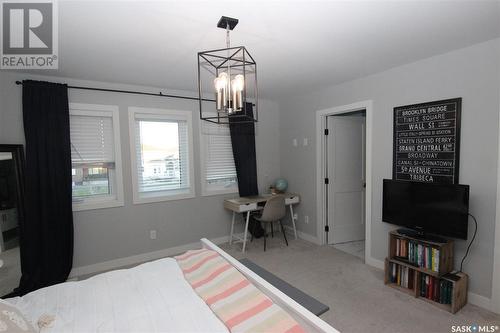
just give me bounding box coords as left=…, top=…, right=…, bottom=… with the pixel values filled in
left=134, top=114, right=190, bottom=195
left=70, top=115, right=115, bottom=167
left=69, top=104, right=124, bottom=211
left=201, top=119, right=237, bottom=193
left=206, top=135, right=236, bottom=183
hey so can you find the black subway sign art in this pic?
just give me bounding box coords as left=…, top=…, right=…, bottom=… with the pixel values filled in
left=393, top=98, right=461, bottom=184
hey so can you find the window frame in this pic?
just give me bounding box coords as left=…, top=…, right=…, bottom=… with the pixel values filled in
left=70, top=103, right=124, bottom=211
left=128, top=107, right=195, bottom=204
left=199, top=117, right=238, bottom=197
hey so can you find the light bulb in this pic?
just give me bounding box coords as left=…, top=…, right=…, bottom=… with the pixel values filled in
left=214, top=77, right=223, bottom=110
left=214, top=77, right=225, bottom=91
left=218, top=72, right=228, bottom=86
left=232, top=74, right=244, bottom=110
left=214, top=72, right=228, bottom=110
left=233, top=74, right=244, bottom=91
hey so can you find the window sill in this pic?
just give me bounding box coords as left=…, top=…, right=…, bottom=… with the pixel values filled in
left=201, top=187, right=238, bottom=197
left=72, top=199, right=124, bottom=212
left=132, top=191, right=195, bottom=205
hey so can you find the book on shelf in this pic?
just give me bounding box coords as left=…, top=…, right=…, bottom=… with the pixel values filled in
left=394, top=238, right=440, bottom=272
left=419, top=273, right=453, bottom=304
left=389, top=262, right=414, bottom=290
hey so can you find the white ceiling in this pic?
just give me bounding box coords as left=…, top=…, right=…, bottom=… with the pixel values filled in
left=24, top=0, right=500, bottom=100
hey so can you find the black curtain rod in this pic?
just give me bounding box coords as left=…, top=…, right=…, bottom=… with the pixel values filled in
left=15, top=80, right=215, bottom=103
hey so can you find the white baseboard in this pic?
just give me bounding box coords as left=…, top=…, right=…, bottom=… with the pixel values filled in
left=365, top=257, right=385, bottom=270
left=69, top=236, right=229, bottom=279
left=468, top=292, right=492, bottom=311
left=283, top=226, right=321, bottom=245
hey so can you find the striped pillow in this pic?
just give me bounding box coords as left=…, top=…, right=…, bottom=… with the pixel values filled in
left=175, top=249, right=305, bottom=333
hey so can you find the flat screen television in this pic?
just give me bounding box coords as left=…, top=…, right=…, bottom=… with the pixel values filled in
left=382, top=179, right=469, bottom=240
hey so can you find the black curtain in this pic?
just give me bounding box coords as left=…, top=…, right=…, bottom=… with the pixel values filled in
left=229, top=103, right=259, bottom=197
left=16, top=80, right=73, bottom=295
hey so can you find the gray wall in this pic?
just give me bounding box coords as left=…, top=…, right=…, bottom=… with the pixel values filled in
left=1, top=39, right=499, bottom=299
left=278, top=38, right=500, bottom=298
left=0, top=72, right=281, bottom=268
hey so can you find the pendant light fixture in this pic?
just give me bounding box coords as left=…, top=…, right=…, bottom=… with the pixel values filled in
left=198, top=16, right=258, bottom=124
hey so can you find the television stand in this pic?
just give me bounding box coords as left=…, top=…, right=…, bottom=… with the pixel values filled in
left=396, top=228, right=447, bottom=243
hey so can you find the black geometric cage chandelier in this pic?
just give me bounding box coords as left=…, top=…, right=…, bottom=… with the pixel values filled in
left=198, top=16, right=258, bottom=124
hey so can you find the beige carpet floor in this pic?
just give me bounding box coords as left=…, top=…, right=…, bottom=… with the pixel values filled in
left=219, top=237, right=500, bottom=333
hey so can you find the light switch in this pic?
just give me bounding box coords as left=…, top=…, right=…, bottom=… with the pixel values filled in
left=292, top=138, right=298, bottom=147
left=150, top=230, right=157, bottom=240
left=303, top=138, right=308, bottom=146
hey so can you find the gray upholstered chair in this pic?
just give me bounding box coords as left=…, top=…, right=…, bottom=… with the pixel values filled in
left=254, top=196, right=288, bottom=251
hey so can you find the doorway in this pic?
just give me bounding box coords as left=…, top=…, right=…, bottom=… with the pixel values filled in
left=326, top=112, right=366, bottom=259
left=315, top=100, right=374, bottom=265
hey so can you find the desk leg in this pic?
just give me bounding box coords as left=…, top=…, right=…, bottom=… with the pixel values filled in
left=289, top=205, right=298, bottom=240
left=242, top=211, right=250, bottom=253
left=229, top=211, right=236, bottom=245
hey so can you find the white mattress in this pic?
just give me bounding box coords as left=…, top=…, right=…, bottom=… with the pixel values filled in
left=6, top=258, right=229, bottom=333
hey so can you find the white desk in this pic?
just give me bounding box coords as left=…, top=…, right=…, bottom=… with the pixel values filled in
left=224, top=193, right=300, bottom=252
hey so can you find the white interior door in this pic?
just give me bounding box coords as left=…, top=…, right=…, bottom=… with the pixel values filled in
left=327, top=115, right=366, bottom=244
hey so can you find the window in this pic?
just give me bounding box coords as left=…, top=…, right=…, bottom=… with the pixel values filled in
left=70, top=103, right=124, bottom=211
left=129, top=107, right=195, bottom=203
left=199, top=116, right=237, bottom=196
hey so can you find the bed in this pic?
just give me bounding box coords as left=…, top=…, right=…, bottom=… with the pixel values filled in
left=2, top=239, right=339, bottom=333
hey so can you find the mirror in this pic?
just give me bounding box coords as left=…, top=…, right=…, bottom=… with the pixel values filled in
left=0, top=145, right=25, bottom=297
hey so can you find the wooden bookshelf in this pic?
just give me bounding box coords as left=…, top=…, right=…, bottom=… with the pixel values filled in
left=444, top=272, right=468, bottom=314
left=385, top=231, right=468, bottom=314
left=388, top=230, right=454, bottom=276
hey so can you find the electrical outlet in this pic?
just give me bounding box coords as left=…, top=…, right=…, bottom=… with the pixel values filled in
left=292, top=138, right=298, bottom=147
left=303, top=138, right=308, bottom=146
left=293, top=213, right=298, bottom=221
left=150, top=230, right=157, bottom=240
left=304, top=216, right=309, bottom=224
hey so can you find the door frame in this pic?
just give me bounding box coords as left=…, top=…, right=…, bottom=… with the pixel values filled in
left=315, top=100, right=374, bottom=264
left=326, top=115, right=366, bottom=245
left=492, top=100, right=500, bottom=314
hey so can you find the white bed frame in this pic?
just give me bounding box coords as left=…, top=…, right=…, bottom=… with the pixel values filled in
left=201, top=238, right=340, bottom=333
